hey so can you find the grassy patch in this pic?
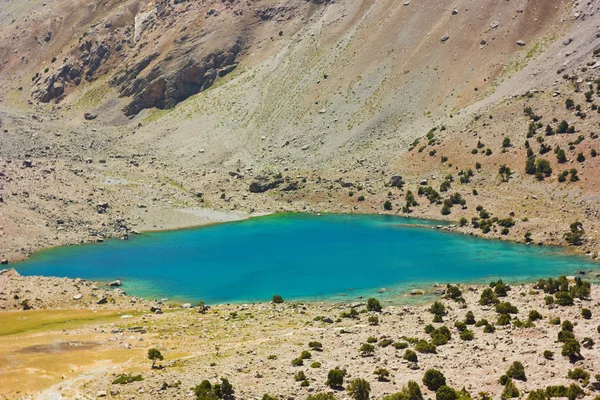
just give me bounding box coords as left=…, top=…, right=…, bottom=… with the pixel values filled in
left=0, top=309, right=138, bottom=336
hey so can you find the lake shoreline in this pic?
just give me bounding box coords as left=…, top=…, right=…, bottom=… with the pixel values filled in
left=1, top=267, right=600, bottom=399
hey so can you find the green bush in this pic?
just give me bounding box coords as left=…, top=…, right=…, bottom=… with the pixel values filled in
left=383, top=381, right=423, bottom=400
left=496, top=302, right=518, bottom=314
left=460, top=330, right=474, bottom=341
left=528, top=310, right=543, bottom=321
left=562, top=320, right=574, bottom=332
left=581, top=308, right=591, bottom=319
left=501, top=378, right=520, bottom=398
left=561, top=339, right=582, bottom=361
left=403, top=349, right=418, bottom=362
left=112, top=374, right=144, bottom=384
left=272, top=294, right=284, bottom=303
left=300, top=350, right=312, bottom=360
left=430, top=301, right=446, bottom=316
left=497, top=314, right=511, bottom=325
left=262, top=394, right=279, bottom=400
left=373, top=368, right=391, bottom=381
left=479, top=288, right=499, bottom=305
left=548, top=317, right=561, bottom=325
left=346, top=378, right=370, bottom=400
left=436, top=386, right=457, bottom=400
left=394, top=342, right=408, bottom=350
left=310, top=362, right=321, bottom=368
left=368, top=315, right=379, bottom=326
left=367, top=298, right=382, bottom=312
left=415, top=340, right=436, bottom=353
left=360, top=343, right=375, bottom=356
left=543, top=350, right=553, bottom=360
left=506, top=361, right=526, bottom=381
left=423, top=369, right=446, bottom=390
left=454, top=321, right=467, bottom=332
left=308, top=341, right=323, bottom=350
left=378, top=338, right=394, bottom=348
left=465, top=311, right=476, bottom=325
left=567, top=368, right=589, bottom=381
left=295, top=371, right=307, bottom=382
left=326, top=367, right=346, bottom=387
left=383, top=200, right=392, bottom=211
left=291, top=358, right=303, bottom=366
left=483, top=324, right=496, bottom=333
left=367, top=336, right=377, bottom=343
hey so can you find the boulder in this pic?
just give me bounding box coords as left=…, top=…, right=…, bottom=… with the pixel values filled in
left=516, top=40, right=526, bottom=46
left=249, top=176, right=284, bottom=193
left=109, top=280, right=122, bottom=287
left=96, top=297, right=108, bottom=304
left=73, top=294, right=83, bottom=300
left=84, top=113, right=97, bottom=120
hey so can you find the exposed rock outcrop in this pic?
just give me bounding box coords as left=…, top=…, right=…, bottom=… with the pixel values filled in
left=119, top=39, right=242, bottom=116
left=249, top=175, right=284, bottom=193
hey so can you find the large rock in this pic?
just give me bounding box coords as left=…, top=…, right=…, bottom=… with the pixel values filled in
left=249, top=176, right=284, bottom=193
left=119, top=39, right=242, bottom=116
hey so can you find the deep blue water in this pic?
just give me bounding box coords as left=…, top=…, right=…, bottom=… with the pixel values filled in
left=14, top=213, right=599, bottom=304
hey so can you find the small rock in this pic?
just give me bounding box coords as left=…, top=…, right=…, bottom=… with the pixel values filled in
left=73, top=294, right=83, bottom=300
left=562, top=38, right=572, bottom=46
left=516, top=40, right=526, bottom=46
left=96, top=297, right=108, bottom=304
left=84, top=113, right=97, bottom=120
left=441, top=34, right=449, bottom=42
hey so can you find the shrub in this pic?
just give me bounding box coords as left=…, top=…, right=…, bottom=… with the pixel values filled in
left=483, top=324, right=496, bottom=333
left=506, top=361, right=526, bottom=381
left=291, top=358, right=303, bottom=366
left=148, top=348, right=164, bottom=368
left=502, top=378, right=520, bottom=398
left=415, top=340, right=436, bottom=353
left=310, top=362, right=321, bottom=368
left=404, top=349, right=418, bottom=362
left=465, top=311, right=475, bottom=325
left=543, top=350, right=554, bottom=360
left=367, top=336, right=377, bottom=343
left=436, top=386, right=457, bottom=400
left=347, top=378, right=370, bottom=400
left=373, top=368, right=391, bottom=381
left=454, top=321, right=467, bottom=332
left=423, top=369, right=446, bottom=391
left=326, top=367, right=346, bottom=387
left=378, top=338, right=394, bottom=348
left=479, top=288, right=499, bottom=305
left=430, top=301, right=446, bottom=316
left=460, top=330, right=474, bottom=341
left=394, top=342, right=408, bottom=350
left=368, top=315, right=379, bottom=326
left=529, top=310, right=543, bottom=321
left=360, top=343, right=375, bottom=356
left=112, top=374, right=144, bottom=384
left=383, top=381, right=423, bottom=400
left=581, top=308, right=591, bottom=319
left=262, top=395, right=279, bottom=400
left=272, top=294, right=284, bottom=304
left=295, top=371, right=307, bottom=381
left=497, top=314, right=511, bottom=325
left=567, top=368, right=589, bottom=381
left=383, top=200, right=392, bottom=211
left=561, top=339, right=582, bottom=361
left=367, top=298, right=382, bottom=312
left=496, top=302, right=518, bottom=314
left=300, top=350, right=312, bottom=359
left=562, top=320, right=574, bottom=332
left=308, top=341, right=323, bottom=351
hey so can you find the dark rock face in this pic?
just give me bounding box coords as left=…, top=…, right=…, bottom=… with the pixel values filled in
left=32, top=40, right=111, bottom=103
left=249, top=175, right=284, bottom=193
left=118, top=39, right=242, bottom=116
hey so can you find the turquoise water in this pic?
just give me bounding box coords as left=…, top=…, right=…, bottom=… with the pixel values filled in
left=14, top=213, right=599, bottom=304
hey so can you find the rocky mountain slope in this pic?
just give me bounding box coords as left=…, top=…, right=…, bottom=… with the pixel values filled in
left=0, top=0, right=600, bottom=260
